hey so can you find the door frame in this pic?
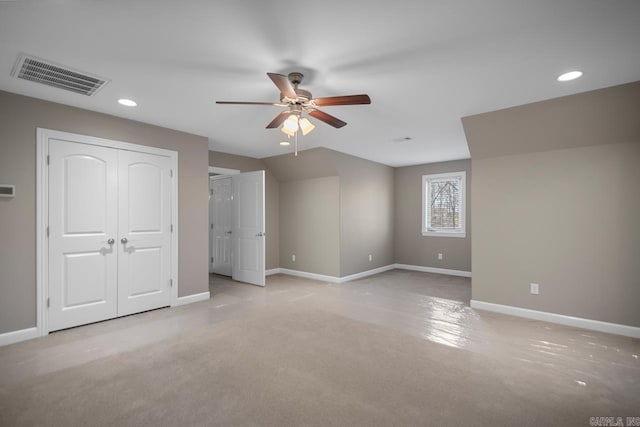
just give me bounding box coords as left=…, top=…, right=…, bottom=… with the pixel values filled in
left=208, top=166, right=240, bottom=176
left=36, top=128, right=179, bottom=337
left=208, top=168, right=266, bottom=286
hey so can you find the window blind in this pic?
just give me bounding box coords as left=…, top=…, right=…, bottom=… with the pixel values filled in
left=428, top=176, right=462, bottom=230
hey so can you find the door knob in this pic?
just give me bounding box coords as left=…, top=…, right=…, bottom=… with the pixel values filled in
left=120, top=237, right=128, bottom=244
left=107, top=238, right=115, bottom=245
left=226, top=231, right=232, bottom=234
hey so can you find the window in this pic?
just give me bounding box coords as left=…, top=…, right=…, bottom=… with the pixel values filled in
left=422, top=171, right=466, bottom=237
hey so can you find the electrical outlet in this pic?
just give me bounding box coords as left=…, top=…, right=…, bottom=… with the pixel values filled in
left=438, top=253, right=443, bottom=260
left=368, top=254, right=372, bottom=262
left=530, top=283, right=539, bottom=295
left=292, top=254, right=296, bottom=262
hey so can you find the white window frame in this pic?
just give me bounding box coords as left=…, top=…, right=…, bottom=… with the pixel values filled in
left=422, top=171, right=466, bottom=238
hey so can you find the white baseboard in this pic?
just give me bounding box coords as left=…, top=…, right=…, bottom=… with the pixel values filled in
left=174, top=291, right=210, bottom=307
left=394, top=263, right=472, bottom=277
left=0, top=327, right=39, bottom=347
left=272, top=264, right=469, bottom=283
left=470, top=300, right=640, bottom=339
left=278, top=268, right=341, bottom=283
left=340, top=265, right=396, bottom=282
left=276, top=265, right=396, bottom=283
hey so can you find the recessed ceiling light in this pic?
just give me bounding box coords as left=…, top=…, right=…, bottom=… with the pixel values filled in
left=279, top=141, right=291, bottom=146
left=557, top=71, right=583, bottom=82
left=118, top=98, right=137, bottom=107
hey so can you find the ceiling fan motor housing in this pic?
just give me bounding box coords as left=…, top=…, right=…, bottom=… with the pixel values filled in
left=279, top=72, right=311, bottom=103
left=285, top=88, right=311, bottom=103
left=288, top=72, right=304, bottom=85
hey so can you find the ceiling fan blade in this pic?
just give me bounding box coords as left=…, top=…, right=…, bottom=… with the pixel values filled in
left=266, top=111, right=291, bottom=129
left=267, top=73, right=297, bottom=99
left=216, top=101, right=280, bottom=105
left=313, top=94, right=371, bottom=106
left=308, top=109, right=347, bottom=128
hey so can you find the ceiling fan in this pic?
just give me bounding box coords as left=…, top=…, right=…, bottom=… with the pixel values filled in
left=216, top=72, right=371, bottom=134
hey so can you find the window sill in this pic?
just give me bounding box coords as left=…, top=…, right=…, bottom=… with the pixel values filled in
left=422, top=231, right=466, bottom=238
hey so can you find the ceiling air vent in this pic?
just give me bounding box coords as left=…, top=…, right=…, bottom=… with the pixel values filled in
left=11, top=54, right=109, bottom=96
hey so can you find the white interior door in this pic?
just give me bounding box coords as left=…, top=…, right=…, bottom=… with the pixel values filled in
left=210, top=176, right=232, bottom=276
left=232, top=171, right=265, bottom=286
left=117, top=150, right=172, bottom=316
left=48, top=139, right=118, bottom=331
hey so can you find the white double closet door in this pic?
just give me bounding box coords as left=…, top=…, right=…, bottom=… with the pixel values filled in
left=48, top=139, right=172, bottom=332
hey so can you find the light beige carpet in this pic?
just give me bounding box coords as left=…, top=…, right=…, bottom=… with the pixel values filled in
left=1, top=306, right=635, bottom=426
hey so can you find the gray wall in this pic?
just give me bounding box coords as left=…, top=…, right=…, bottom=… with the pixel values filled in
left=263, top=147, right=337, bottom=182
left=0, top=90, right=209, bottom=334
left=326, top=150, right=395, bottom=276
left=265, top=148, right=340, bottom=277
left=463, top=81, right=640, bottom=327
left=209, top=150, right=267, bottom=172
left=223, top=146, right=463, bottom=278
left=463, top=81, right=640, bottom=159
left=209, top=151, right=279, bottom=270
left=394, top=160, right=471, bottom=272
left=278, top=176, right=341, bottom=277
left=472, top=143, right=640, bottom=326
left=265, top=147, right=395, bottom=277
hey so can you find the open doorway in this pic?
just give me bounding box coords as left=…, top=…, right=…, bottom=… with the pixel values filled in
left=208, top=166, right=266, bottom=286
left=210, top=175, right=232, bottom=276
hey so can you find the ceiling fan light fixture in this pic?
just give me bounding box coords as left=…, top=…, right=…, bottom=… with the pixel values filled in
left=283, top=114, right=299, bottom=132
left=280, top=125, right=296, bottom=137
left=299, top=118, right=315, bottom=136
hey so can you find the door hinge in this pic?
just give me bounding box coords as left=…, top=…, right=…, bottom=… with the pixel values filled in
left=170, top=169, right=173, bottom=178
left=210, top=223, right=213, bottom=230
left=170, top=224, right=174, bottom=232
left=210, top=189, right=213, bottom=196
left=47, top=297, right=50, bottom=308
left=170, top=279, right=173, bottom=287
left=211, top=257, right=214, bottom=263
left=46, top=226, right=49, bottom=237
left=46, top=155, right=50, bottom=165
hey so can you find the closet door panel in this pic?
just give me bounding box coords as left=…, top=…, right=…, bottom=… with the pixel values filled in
left=117, top=150, right=172, bottom=316
left=48, top=139, right=118, bottom=331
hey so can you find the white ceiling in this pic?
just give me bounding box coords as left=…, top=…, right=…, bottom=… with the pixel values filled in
left=1, top=1, right=639, bottom=166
